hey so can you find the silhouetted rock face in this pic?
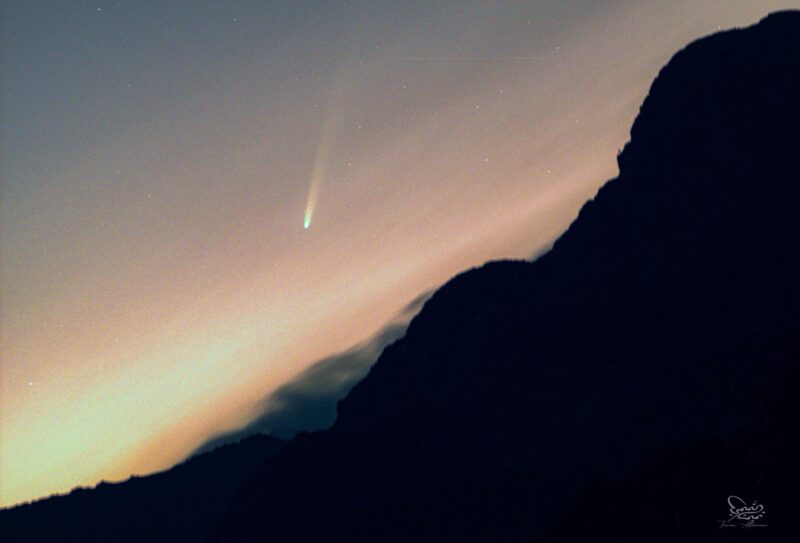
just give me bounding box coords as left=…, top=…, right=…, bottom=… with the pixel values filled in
left=539, top=348, right=800, bottom=542
left=215, top=11, right=800, bottom=541
left=0, top=435, right=284, bottom=543
left=3, top=11, right=799, bottom=543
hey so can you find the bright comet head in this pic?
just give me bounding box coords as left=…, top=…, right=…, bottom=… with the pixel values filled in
left=303, top=201, right=314, bottom=229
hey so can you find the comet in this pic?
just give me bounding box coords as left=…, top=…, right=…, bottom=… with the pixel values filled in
left=302, top=69, right=352, bottom=231
left=303, top=131, right=326, bottom=231
left=303, top=115, right=334, bottom=230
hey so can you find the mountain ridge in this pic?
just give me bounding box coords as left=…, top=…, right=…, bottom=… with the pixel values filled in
left=0, top=435, right=284, bottom=541
left=212, top=10, right=800, bottom=540
left=2, top=10, right=799, bottom=542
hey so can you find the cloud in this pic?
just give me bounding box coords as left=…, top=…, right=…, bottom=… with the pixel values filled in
left=529, top=241, right=555, bottom=262
left=192, top=290, right=433, bottom=455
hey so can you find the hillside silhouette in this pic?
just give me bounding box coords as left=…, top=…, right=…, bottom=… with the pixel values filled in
left=0, top=435, right=283, bottom=542
left=2, top=10, right=799, bottom=542
left=193, top=290, right=431, bottom=454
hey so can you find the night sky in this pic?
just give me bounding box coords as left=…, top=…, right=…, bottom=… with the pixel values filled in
left=2, top=1, right=796, bottom=508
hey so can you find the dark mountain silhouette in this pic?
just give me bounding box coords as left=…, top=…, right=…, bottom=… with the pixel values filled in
left=209, top=11, right=800, bottom=541
left=0, top=435, right=283, bottom=542
left=539, top=351, right=800, bottom=541
left=194, top=289, right=431, bottom=453
left=194, top=323, right=406, bottom=451
left=2, top=10, right=799, bottom=542
left=0, top=292, right=431, bottom=542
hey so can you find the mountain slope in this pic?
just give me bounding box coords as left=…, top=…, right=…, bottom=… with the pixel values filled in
left=212, top=11, right=800, bottom=541
left=540, top=344, right=800, bottom=540
left=2, top=10, right=799, bottom=542
left=0, top=435, right=283, bottom=542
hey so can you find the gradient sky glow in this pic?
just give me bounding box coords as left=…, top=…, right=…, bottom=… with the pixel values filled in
left=2, top=1, right=798, bottom=507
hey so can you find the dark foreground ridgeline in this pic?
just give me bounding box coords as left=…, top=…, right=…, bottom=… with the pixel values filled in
left=2, top=10, right=799, bottom=542
left=0, top=435, right=284, bottom=542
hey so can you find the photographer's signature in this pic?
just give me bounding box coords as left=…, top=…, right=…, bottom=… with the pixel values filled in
left=719, top=496, right=767, bottom=529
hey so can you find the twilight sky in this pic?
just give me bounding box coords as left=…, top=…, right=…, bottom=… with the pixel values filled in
left=2, top=1, right=796, bottom=507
